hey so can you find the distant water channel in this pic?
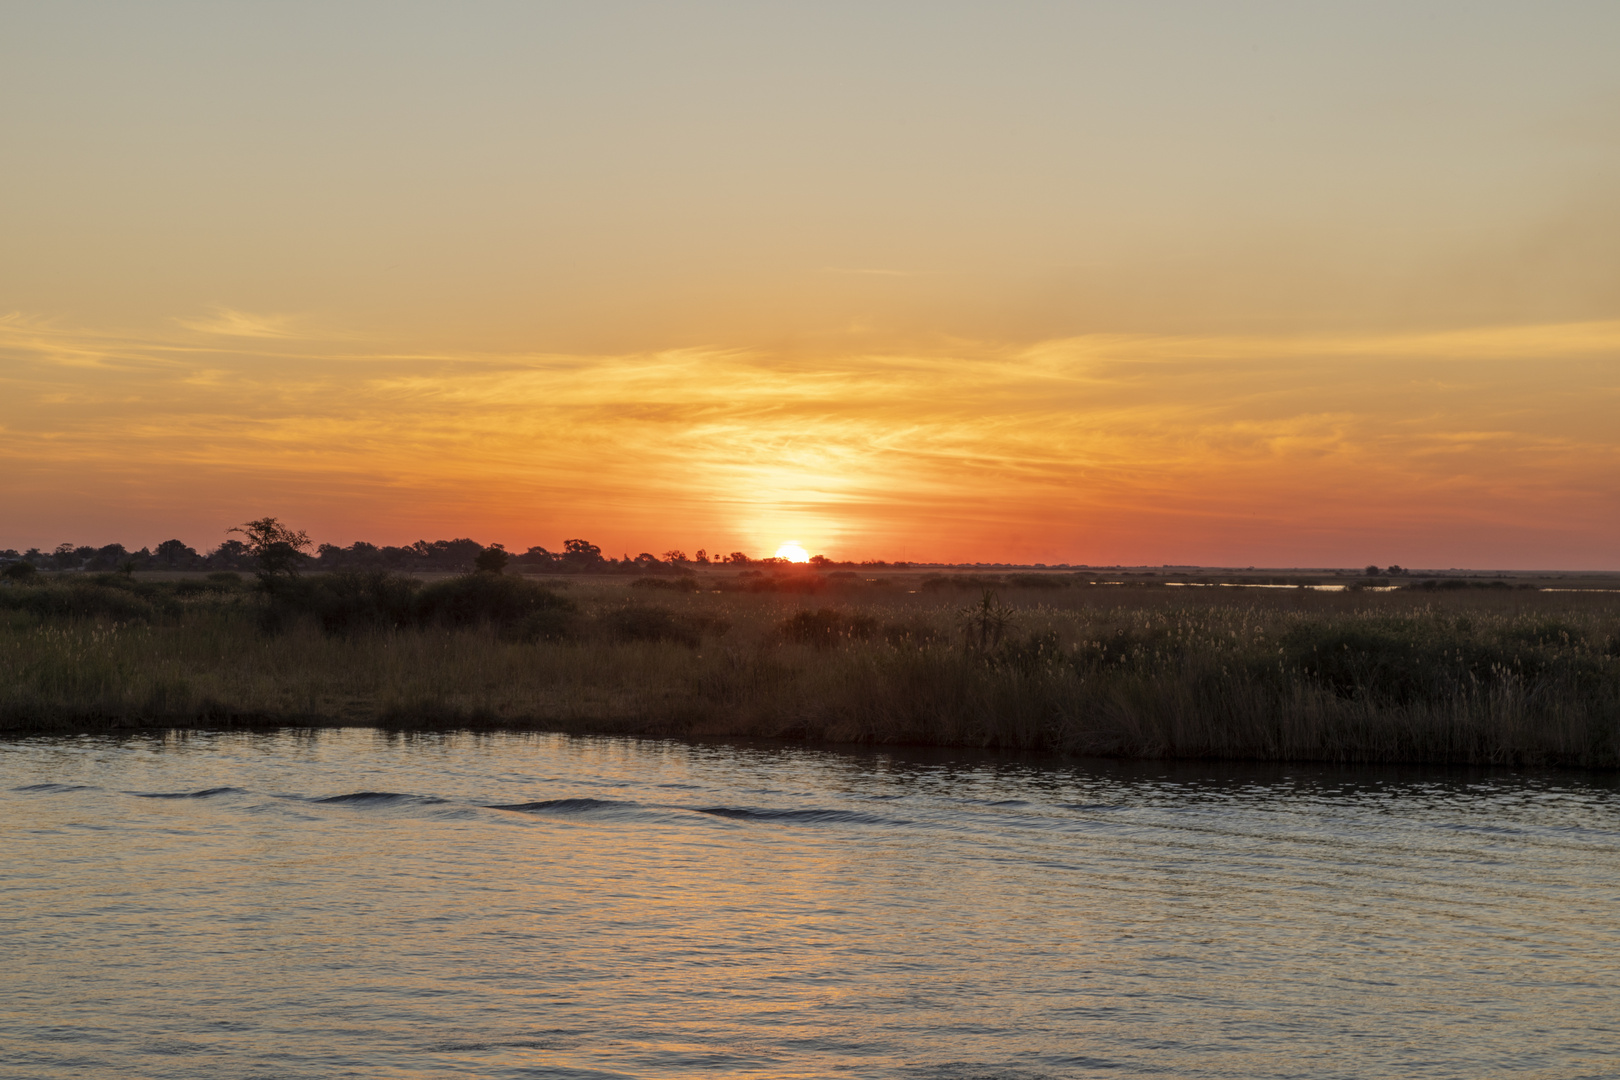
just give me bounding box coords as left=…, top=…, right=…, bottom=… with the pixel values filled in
left=3, top=731, right=1617, bottom=1079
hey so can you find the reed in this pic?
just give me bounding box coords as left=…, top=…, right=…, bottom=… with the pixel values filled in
left=1, top=573, right=1615, bottom=765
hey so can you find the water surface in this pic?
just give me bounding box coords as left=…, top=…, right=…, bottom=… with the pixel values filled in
left=3, top=730, right=1617, bottom=1079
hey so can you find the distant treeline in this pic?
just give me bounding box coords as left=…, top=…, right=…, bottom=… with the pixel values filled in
left=0, top=535, right=912, bottom=575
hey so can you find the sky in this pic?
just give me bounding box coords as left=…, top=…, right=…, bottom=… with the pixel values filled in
left=3, top=1, right=1618, bottom=567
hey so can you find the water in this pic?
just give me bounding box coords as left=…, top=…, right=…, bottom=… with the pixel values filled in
left=2, top=731, right=1617, bottom=1079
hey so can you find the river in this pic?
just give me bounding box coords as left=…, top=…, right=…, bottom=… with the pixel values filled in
left=2, top=729, right=1616, bottom=1079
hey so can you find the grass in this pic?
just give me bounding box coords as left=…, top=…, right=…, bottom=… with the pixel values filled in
left=1, top=571, right=1616, bottom=766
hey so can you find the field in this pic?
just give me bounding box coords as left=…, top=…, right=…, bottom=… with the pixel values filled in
left=2, top=568, right=1617, bottom=766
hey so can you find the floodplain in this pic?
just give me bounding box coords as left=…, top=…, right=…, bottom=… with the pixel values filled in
left=3, top=565, right=1615, bottom=766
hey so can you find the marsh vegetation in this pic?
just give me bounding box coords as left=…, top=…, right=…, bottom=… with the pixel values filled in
left=1, top=569, right=1616, bottom=765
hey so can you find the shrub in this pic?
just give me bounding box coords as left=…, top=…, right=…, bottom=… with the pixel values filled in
left=0, top=581, right=161, bottom=622
left=598, top=604, right=725, bottom=647
left=310, top=571, right=422, bottom=634
left=604, top=604, right=690, bottom=646
left=510, top=606, right=581, bottom=643
left=780, top=608, right=878, bottom=648
left=415, top=574, right=576, bottom=632
left=2, top=562, right=37, bottom=581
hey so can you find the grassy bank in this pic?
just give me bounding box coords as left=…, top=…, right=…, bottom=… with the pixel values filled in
left=1, top=570, right=1617, bottom=765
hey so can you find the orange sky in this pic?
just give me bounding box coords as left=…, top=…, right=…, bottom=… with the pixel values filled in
left=3, top=4, right=1618, bottom=567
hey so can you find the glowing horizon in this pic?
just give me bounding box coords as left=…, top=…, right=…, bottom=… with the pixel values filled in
left=3, top=4, right=1618, bottom=568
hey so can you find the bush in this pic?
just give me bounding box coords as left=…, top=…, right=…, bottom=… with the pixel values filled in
left=510, top=606, right=581, bottom=643
left=600, top=604, right=725, bottom=647
left=310, top=571, right=422, bottom=634
left=780, top=608, right=879, bottom=648
left=415, top=574, right=576, bottom=632
left=1, top=562, right=37, bottom=581
left=0, top=581, right=161, bottom=622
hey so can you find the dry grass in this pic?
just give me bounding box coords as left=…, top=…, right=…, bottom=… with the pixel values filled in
left=1, top=575, right=1617, bottom=765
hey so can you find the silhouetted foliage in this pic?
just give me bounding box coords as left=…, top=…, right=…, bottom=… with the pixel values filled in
left=231, top=518, right=311, bottom=585
left=308, top=571, right=422, bottom=634
left=154, top=539, right=200, bottom=568
left=474, top=544, right=510, bottom=574
left=599, top=604, right=725, bottom=647
left=209, top=539, right=254, bottom=569
left=779, top=608, right=879, bottom=648
left=415, top=574, right=577, bottom=636
left=2, top=562, right=38, bottom=581
left=562, top=539, right=603, bottom=571
left=0, top=580, right=166, bottom=622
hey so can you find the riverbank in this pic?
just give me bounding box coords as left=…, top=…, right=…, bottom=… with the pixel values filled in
left=2, top=571, right=1616, bottom=765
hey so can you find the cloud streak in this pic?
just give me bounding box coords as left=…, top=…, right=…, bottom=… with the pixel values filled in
left=1, top=317, right=1616, bottom=566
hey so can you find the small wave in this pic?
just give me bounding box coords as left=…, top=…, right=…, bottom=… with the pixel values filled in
left=1060, top=802, right=1127, bottom=812
left=315, top=791, right=447, bottom=805
left=12, top=782, right=99, bottom=794
left=419, top=1039, right=565, bottom=1053
left=487, top=797, right=631, bottom=814
left=987, top=799, right=1029, bottom=807
left=693, top=806, right=902, bottom=826
left=130, top=786, right=244, bottom=799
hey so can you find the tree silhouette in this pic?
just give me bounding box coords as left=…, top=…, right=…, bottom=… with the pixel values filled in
left=561, top=539, right=602, bottom=570
left=230, top=518, right=311, bottom=584
left=475, top=544, right=509, bottom=574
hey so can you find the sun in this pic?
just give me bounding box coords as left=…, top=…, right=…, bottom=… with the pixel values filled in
left=774, top=542, right=811, bottom=563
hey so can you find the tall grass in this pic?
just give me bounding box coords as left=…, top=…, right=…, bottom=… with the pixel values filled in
left=1, top=574, right=1615, bottom=765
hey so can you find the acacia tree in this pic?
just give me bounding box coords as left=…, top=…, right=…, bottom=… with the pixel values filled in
left=230, top=518, right=311, bottom=584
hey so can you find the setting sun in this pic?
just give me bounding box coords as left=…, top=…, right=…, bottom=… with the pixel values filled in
left=774, top=543, right=811, bottom=563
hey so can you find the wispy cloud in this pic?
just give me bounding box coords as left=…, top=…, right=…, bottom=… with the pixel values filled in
left=174, top=308, right=302, bottom=339
left=2, top=318, right=1617, bottom=564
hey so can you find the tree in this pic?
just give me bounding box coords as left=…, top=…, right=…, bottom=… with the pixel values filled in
left=209, top=539, right=252, bottom=569
left=726, top=552, right=749, bottom=565
left=156, top=539, right=198, bottom=567
left=561, top=539, right=602, bottom=569
left=230, top=517, right=311, bottom=583
left=1365, top=565, right=1381, bottom=576
left=694, top=549, right=709, bottom=563
left=88, top=543, right=128, bottom=571
left=662, top=550, right=687, bottom=563
left=475, top=544, right=509, bottom=574
left=516, top=546, right=558, bottom=570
